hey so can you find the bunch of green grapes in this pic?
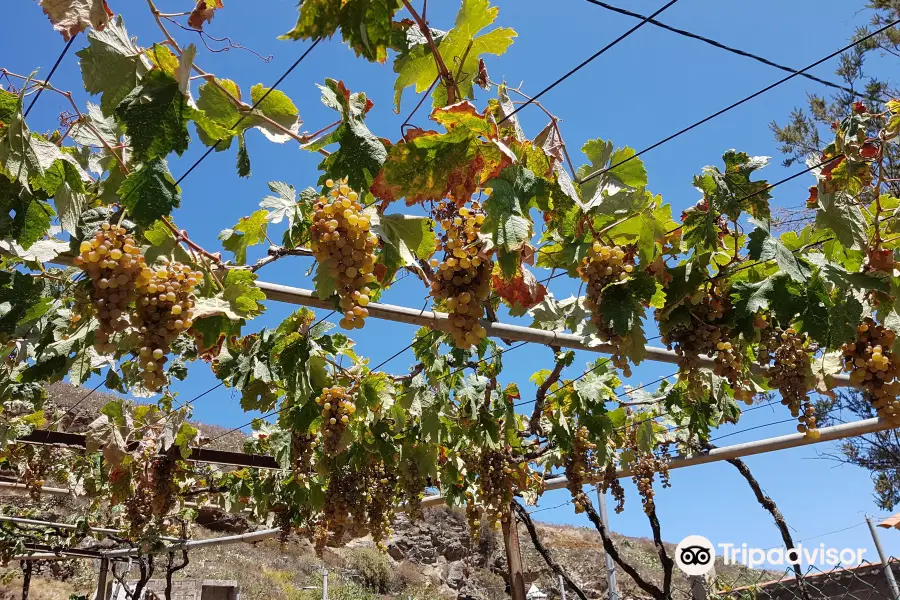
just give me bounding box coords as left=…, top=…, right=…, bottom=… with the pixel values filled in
left=316, top=386, right=356, bottom=453
left=842, top=318, right=900, bottom=425
left=566, top=426, right=598, bottom=514
left=399, top=450, right=427, bottom=521
left=578, top=243, right=636, bottom=376
left=469, top=449, right=519, bottom=530
left=291, top=431, right=316, bottom=477
left=315, top=466, right=367, bottom=552
left=430, top=201, right=491, bottom=349
left=626, top=426, right=670, bottom=514
left=598, top=461, right=626, bottom=514
left=762, top=327, right=818, bottom=439
left=661, top=284, right=753, bottom=403
left=132, top=263, right=200, bottom=392
left=363, top=459, right=399, bottom=547
left=73, top=223, right=147, bottom=354
left=309, top=179, right=378, bottom=330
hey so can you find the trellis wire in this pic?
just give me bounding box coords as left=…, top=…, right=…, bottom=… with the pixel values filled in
left=23, top=35, right=76, bottom=118
left=577, top=17, right=900, bottom=185
left=583, top=0, right=868, bottom=99
left=502, top=0, right=681, bottom=122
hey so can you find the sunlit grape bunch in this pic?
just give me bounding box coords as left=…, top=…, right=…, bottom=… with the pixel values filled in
left=316, top=386, right=355, bottom=453
left=842, top=318, right=900, bottom=425
left=133, top=262, right=201, bottom=392
left=309, top=179, right=378, bottom=330
left=566, top=426, right=598, bottom=514
left=430, top=200, right=491, bottom=349
left=761, top=326, right=818, bottom=439
left=598, top=461, right=626, bottom=514
left=578, top=243, right=636, bottom=376
left=73, top=223, right=147, bottom=355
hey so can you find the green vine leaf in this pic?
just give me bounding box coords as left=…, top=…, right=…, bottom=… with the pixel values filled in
left=306, top=79, right=386, bottom=191
left=576, top=139, right=648, bottom=212
left=814, top=188, right=868, bottom=251
left=483, top=165, right=543, bottom=267
left=77, top=16, right=148, bottom=116
left=194, top=78, right=243, bottom=149
left=281, top=0, right=403, bottom=64
left=115, top=70, right=191, bottom=162
left=392, top=0, right=516, bottom=111
left=117, top=158, right=180, bottom=227
left=371, top=212, right=438, bottom=274
left=693, top=150, right=771, bottom=221
left=222, top=269, right=267, bottom=318
left=746, top=216, right=809, bottom=282
left=219, top=209, right=269, bottom=265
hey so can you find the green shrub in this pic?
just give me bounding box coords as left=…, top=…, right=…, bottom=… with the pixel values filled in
left=344, top=547, right=396, bottom=593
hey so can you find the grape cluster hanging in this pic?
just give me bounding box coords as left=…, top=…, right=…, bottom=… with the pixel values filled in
left=430, top=200, right=492, bottom=349
left=309, top=179, right=378, bottom=330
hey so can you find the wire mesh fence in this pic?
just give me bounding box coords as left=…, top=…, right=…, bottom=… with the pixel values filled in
left=686, top=558, right=900, bottom=600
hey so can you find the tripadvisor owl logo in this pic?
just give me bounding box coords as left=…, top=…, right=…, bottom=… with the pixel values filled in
left=675, top=535, right=715, bottom=576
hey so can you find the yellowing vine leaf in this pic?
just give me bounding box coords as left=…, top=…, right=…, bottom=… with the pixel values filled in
left=371, top=102, right=510, bottom=205
left=40, top=0, right=112, bottom=40
left=491, top=264, right=547, bottom=315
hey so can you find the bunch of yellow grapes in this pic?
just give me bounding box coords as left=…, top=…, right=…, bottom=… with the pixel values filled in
left=843, top=318, right=900, bottom=425
left=309, top=179, right=378, bottom=330
left=316, top=386, right=356, bottom=452
left=133, top=263, right=201, bottom=392
left=430, top=201, right=491, bottom=349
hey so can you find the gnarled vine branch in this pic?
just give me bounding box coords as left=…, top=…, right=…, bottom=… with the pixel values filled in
left=513, top=500, right=588, bottom=600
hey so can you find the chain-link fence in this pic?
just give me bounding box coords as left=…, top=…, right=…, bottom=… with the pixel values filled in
left=687, top=558, right=900, bottom=600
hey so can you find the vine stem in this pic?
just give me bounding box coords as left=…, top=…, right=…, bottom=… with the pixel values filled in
left=161, top=217, right=222, bottom=266
left=498, top=82, right=577, bottom=178
left=401, top=0, right=459, bottom=105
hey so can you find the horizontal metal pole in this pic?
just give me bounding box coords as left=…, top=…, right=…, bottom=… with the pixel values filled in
left=0, top=515, right=182, bottom=543
left=101, top=528, right=282, bottom=558
left=44, top=257, right=852, bottom=383
left=421, top=416, right=893, bottom=508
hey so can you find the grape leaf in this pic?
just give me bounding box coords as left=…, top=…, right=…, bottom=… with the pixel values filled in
left=371, top=212, right=438, bottom=273
left=77, top=16, right=148, bottom=117
left=248, top=84, right=301, bottom=143
left=115, top=70, right=190, bottom=162
left=194, top=78, right=243, bottom=149
left=306, top=79, right=386, bottom=191
left=222, top=269, right=267, bottom=318
left=0, top=178, right=55, bottom=250
left=188, top=0, right=224, bottom=30
left=371, top=102, right=508, bottom=205
left=39, top=0, right=112, bottom=40
left=0, top=271, right=48, bottom=336
left=814, top=189, right=868, bottom=251
left=117, top=158, right=180, bottom=227
left=219, top=209, right=269, bottom=265
left=491, top=264, right=547, bottom=316
left=0, top=90, right=18, bottom=125
left=281, top=0, right=403, bottom=64
left=746, top=216, right=809, bottom=282
left=260, top=181, right=298, bottom=227
left=483, top=165, right=543, bottom=260
left=236, top=133, right=251, bottom=177
left=576, top=139, right=648, bottom=213
left=693, top=150, right=770, bottom=221
left=392, top=0, right=516, bottom=111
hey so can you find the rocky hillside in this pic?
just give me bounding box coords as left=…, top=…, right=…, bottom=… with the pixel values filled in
left=0, top=384, right=773, bottom=600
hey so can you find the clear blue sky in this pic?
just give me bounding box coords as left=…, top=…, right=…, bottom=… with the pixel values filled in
left=5, top=0, right=900, bottom=568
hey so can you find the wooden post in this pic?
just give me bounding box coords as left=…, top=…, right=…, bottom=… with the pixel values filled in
left=558, top=573, right=567, bottom=600
left=322, top=567, right=328, bottom=600
left=20, top=561, right=31, bottom=600
left=502, top=508, right=527, bottom=600
left=95, top=558, right=109, bottom=600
